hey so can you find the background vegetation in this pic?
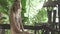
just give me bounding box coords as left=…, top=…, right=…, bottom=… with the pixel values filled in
left=0, top=0, right=48, bottom=34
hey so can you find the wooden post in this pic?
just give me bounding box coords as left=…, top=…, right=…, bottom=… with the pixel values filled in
left=57, top=0, right=60, bottom=34
left=58, top=2, right=60, bottom=34
left=34, top=22, right=36, bottom=34
left=51, top=10, right=56, bottom=34
left=44, top=8, right=52, bottom=34
left=53, top=10, right=56, bottom=28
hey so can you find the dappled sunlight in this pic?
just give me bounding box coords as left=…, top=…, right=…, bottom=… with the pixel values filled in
left=24, top=0, right=48, bottom=25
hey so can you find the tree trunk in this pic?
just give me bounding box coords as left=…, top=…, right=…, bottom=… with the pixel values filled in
left=9, top=0, right=29, bottom=34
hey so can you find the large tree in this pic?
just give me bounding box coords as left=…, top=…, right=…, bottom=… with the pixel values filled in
left=9, top=0, right=29, bottom=34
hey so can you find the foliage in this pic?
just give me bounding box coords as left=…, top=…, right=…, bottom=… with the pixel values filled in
left=0, top=0, right=8, bottom=9
left=0, top=0, right=48, bottom=34
left=25, top=0, right=47, bottom=25
left=34, top=8, right=48, bottom=22
left=0, top=0, right=13, bottom=24
left=21, top=0, right=29, bottom=24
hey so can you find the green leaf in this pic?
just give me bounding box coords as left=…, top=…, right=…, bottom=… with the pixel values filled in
left=0, top=0, right=8, bottom=7
left=1, top=17, right=7, bottom=20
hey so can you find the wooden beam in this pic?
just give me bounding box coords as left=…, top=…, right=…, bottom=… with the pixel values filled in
left=0, top=24, right=59, bottom=32
left=43, top=1, right=57, bottom=7
left=0, top=24, right=43, bottom=30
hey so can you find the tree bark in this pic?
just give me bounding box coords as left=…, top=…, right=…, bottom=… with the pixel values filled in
left=9, top=0, right=29, bottom=34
